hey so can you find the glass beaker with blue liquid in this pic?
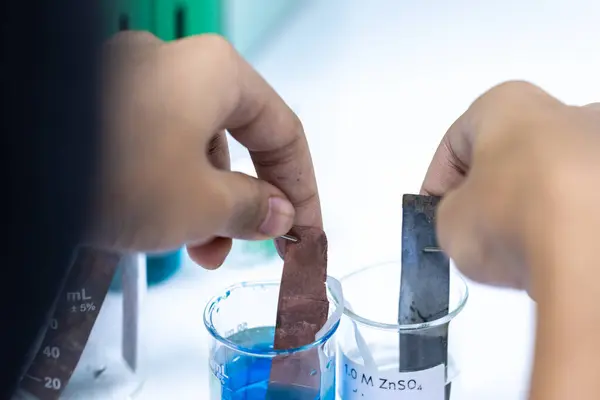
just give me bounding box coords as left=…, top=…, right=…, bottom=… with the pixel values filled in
left=203, top=278, right=343, bottom=400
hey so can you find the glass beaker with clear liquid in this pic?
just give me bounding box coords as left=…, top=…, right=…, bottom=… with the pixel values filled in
left=335, top=261, right=468, bottom=400
left=203, top=278, right=343, bottom=400
left=13, top=250, right=146, bottom=399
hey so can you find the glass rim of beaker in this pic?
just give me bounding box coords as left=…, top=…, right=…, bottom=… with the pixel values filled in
left=203, top=278, right=342, bottom=359
left=337, top=260, right=469, bottom=332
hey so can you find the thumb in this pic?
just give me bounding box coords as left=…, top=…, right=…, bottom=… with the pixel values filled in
left=213, top=170, right=296, bottom=240
left=436, top=181, right=487, bottom=283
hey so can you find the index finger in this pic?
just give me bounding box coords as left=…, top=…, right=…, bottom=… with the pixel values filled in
left=420, top=113, right=472, bottom=196
left=421, top=80, right=560, bottom=197
left=194, top=35, right=321, bottom=228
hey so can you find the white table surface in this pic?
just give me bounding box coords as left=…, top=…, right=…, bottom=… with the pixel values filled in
left=97, top=1, right=600, bottom=399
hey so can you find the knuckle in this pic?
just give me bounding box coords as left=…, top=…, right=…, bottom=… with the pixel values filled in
left=291, top=191, right=318, bottom=210
left=478, top=80, right=535, bottom=109
left=105, top=30, right=161, bottom=48
left=289, top=114, right=305, bottom=141
left=253, top=134, right=303, bottom=168
left=584, top=102, right=600, bottom=109
left=489, top=80, right=541, bottom=97
left=174, top=33, right=240, bottom=101
left=187, top=33, right=237, bottom=64
left=252, top=116, right=305, bottom=168
left=162, top=33, right=237, bottom=72
left=582, top=102, right=600, bottom=117
left=481, top=80, right=562, bottom=112
left=467, top=80, right=564, bottom=135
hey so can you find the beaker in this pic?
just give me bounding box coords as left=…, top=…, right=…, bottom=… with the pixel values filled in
left=203, top=278, right=343, bottom=400
left=14, top=251, right=146, bottom=400
left=335, top=261, right=468, bottom=400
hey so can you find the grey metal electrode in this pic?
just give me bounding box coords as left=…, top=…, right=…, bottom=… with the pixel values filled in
left=399, top=194, right=451, bottom=399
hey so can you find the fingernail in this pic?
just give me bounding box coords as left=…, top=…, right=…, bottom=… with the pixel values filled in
left=274, top=238, right=286, bottom=259
left=259, top=197, right=295, bottom=237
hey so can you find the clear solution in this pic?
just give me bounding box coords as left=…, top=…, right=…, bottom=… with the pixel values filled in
left=209, top=327, right=335, bottom=400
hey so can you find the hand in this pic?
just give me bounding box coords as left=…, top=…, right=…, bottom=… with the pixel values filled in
left=89, top=32, right=321, bottom=268
left=421, top=81, right=600, bottom=295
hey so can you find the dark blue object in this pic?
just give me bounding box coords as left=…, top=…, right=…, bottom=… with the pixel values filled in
left=146, top=249, right=182, bottom=286
left=110, top=249, right=183, bottom=291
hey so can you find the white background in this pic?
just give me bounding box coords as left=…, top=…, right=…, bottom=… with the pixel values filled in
left=94, top=1, right=600, bottom=399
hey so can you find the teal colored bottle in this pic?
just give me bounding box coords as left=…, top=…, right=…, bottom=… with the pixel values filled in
left=145, top=249, right=183, bottom=286
left=110, top=249, right=183, bottom=291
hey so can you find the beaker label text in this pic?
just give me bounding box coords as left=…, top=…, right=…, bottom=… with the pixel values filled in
left=339, top=353, right=445, bottom=399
